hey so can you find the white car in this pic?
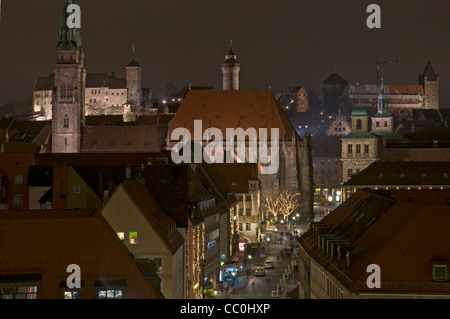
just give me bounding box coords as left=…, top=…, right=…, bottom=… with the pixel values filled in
left=255, top=267, right=265, bottom=276
left=264, top=260, right=274, bottom=269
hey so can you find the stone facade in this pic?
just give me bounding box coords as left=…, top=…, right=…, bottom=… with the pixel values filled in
left=222, top=45, right=240, bottom=90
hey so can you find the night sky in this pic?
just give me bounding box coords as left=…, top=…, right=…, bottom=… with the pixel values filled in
left=0, top=0, right=449, bottom=106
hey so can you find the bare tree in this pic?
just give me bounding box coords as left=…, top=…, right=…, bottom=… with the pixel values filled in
left=278, top=190, right=301, bottom=220
left=264, top=190, right=301, bottom=222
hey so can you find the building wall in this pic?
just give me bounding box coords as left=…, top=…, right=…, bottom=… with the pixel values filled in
left=203, top=212, right=221, bottom=286
left=0, top=153, right=35, bottom=211
left=0, top=213, right=159, bottom=299
left=101, top=186, right=184, bottom=299
left=326, top=115, right=351, bottom=137
left=424, top=79, right=439, bottom=109
left=236, top=180, right=260, bottom=243
left=185, top=221, right=205, bottom=299
left=341, top=138, right=378, bottom=182
left=66, top=167, right=103, bottom=210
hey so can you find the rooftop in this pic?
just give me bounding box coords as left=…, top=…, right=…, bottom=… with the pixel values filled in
left=343, top=161, right=450, bottom=187
left=299, top=190, right=450, bottom=293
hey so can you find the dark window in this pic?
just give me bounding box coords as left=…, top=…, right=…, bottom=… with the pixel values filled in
left=64, top=114, right=69, bottom=128
left=348, top=144, right=353, bottom=154
left=364, top=144, right=369, bottom=153
left=356, top=144, right=361, bottom=154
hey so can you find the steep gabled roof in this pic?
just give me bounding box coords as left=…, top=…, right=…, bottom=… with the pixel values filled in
left=169, top=90, right=295, bottom=141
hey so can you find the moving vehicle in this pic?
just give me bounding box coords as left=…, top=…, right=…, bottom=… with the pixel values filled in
left=255, top=267, right=265, bottom=276
left=264, top=260, right=274, bottom=269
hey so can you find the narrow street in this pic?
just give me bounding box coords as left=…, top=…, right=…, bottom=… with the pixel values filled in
left=216, top=229, right=302, bottom=299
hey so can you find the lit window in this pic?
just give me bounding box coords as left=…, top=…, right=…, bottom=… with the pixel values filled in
left=0, top=285, right=38, bottom=299
left=98, top=289, right=123, bottom=299
left=117, top=232, right=125, bottom=241
left=129, top=232, right=138, bottom=245
left=64, top=291, right=81, bottom=299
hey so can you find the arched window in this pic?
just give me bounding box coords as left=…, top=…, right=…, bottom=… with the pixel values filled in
left=67, top=83, right=73, bottom=98
left=64, top=114, right=69, bottom=128
left=356, top=119, right=362, bottom=130
left=61, top=83, right=67, bottom=98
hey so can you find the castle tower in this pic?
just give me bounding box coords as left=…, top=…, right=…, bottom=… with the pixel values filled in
left=126, top=60, right=142, bottom=107
left=419, top=60, right=439, bottom=109
left=52, top=0, right=86, bottom=153
left=371, top=79, right=394, bottom=132
left=222, top=41, right=240, bottom=90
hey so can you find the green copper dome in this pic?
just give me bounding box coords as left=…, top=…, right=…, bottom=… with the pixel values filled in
left=351, top=104, right=368, bottom=116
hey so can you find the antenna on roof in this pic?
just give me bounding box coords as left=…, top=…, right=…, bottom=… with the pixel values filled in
left=229, top=40, right=233, bottom=48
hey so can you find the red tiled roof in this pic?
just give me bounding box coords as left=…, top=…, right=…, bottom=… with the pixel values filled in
left=299, top=190, right=450, bottom=294
left=169, top=90, right=295, bottom=141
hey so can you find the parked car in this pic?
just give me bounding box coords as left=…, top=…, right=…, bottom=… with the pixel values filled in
left=264, top=260, right=274, bottom=269
left=255, top=267, right=265, bottom=276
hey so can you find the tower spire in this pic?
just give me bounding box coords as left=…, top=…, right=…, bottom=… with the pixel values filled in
left=57, top=0, right=84, bottom=57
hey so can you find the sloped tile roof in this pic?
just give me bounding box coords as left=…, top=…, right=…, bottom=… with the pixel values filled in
left=169, top=90, right=295, bottom=141
left=81, top=125, right=168, bottom=152
left=119, top=180, right=184, bottom=255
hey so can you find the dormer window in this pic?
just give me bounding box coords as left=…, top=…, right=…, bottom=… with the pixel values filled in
left=432, top=260, right=449, bottom=282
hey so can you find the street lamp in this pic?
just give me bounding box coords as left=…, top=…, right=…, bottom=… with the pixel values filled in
left=248, top=255, right=252, bottom=271
left=267, top=237, right=270, bottom=256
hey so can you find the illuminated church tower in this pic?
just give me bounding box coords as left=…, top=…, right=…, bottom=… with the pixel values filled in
left=52, top=0, right=86, bottom=153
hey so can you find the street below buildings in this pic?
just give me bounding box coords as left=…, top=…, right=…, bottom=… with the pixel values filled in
left=216, top=228, right=302, bottom=299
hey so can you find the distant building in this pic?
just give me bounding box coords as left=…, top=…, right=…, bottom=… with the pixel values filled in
left=341, top=103, right=378, bottom=182
left=298, top=189, right=450, bottom=299
left=326, top=114, right=351, bottom=137
left=311, top=135, right=342, bottom=205
left=348, top=60, right=440, bottom=114
left=277, top=86, right=310, bottom=113
left=322, top=73, right=349, bottom=115
left=168, top=89, right=314, bottom=222
left=214, top=163, right=261, bottom=243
